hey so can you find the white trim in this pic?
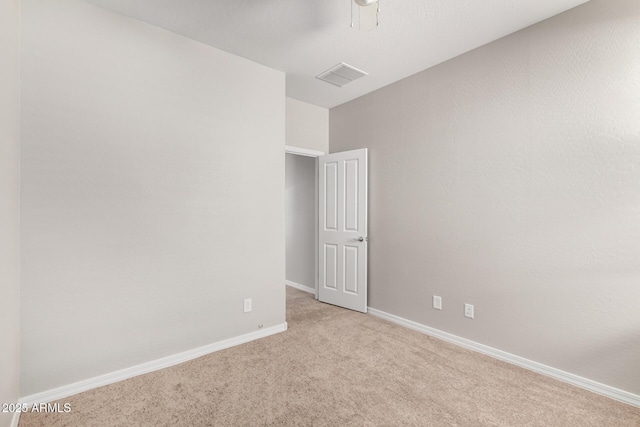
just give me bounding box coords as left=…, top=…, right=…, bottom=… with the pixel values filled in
left=314, top=157, right=319, bottom=300
left=367, top=307, right=640, bottom=408
left=286, top=280, right=315, bottom=294
left=10, top=411, right=20, bottom=427
left=285, top=145, right=325, bottom=157
left=19, top=323, right=287, bottom=406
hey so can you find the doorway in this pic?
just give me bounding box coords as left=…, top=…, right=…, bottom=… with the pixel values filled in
left=285, top=146, right=324, bottom=298
left=285, top=146, right=369, bottom=312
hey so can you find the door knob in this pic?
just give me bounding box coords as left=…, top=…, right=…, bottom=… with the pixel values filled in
left=356, top=236, right=365, bottom=242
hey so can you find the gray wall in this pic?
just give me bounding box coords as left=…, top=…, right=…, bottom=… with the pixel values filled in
left=286, top=97, right=329, bottom=153
left=21, top=0, right=285, bottom=395
left=285, top=154, right=316, bottom=290
left=0, top=0, right=21, bottom=424
left=330, top=0, right=640, bottom=394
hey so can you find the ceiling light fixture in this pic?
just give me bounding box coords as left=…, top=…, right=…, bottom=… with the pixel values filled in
left=351, top=0, right=380, bottom=32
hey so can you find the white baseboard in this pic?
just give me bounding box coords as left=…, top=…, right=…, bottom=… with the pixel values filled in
left=285, top=280, right=315, bottom=294
left=20, top=322, right=288, bottom=406
left=367, top=307, right=640, bottom=408
left=10, top=411, right=20, bottom=427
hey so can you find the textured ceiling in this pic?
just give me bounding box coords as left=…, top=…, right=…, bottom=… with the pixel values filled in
left=83, top=0, right=590, bottom=108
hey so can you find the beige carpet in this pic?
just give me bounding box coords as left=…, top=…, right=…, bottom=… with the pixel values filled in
left=20, top=287, right=640, bottom=426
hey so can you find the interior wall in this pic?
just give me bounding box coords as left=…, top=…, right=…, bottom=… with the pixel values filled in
left=285, top=154, right=316, bottom=290
left=286, top=97, right=329, bottom=153
left=0, top=0, right=21, bottom=424
left=21, top=0, right=285, bottom=395
left=330, top=0, right=640, bottom=395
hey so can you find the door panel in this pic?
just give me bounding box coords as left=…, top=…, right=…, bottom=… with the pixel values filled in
left=318, top=149, right=367, bottom=313
left=324, top=162, right=338, bottom=230
left=324, top=244, right=338, bottom=289
left=343, top=245, right=358, bottom=294
left=344, top=159, right=359, bottom=231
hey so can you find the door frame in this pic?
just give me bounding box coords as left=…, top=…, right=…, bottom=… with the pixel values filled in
left=285, top=145, right=325, bottom=300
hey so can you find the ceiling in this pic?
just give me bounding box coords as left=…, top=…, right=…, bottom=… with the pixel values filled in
left=83, top=0, right=590, bottom=109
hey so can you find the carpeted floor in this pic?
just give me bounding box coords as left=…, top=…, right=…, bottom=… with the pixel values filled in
left=20, top=286, right=640, bottom=426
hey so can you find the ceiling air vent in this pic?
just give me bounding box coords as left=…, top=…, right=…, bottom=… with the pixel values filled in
left=316, top=63, right=368, bottom=87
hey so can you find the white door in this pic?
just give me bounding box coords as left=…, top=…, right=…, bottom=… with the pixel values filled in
left=318, top=149, right=368, bottom=313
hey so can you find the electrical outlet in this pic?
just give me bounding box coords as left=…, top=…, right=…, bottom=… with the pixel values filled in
left=433, top=295, right=442, bottom=310
left=464, top=303, right=474, bottom=319
left=244, top=298, right=252, bottom=313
